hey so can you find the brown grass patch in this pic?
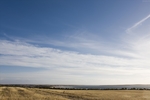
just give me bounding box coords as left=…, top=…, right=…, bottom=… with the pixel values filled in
left=1, top=87, right=150, bottom=100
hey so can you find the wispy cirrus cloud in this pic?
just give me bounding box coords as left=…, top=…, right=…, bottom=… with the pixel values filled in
left=0, top=40, right=134, bottom=68
left=1, top=38, right=150, bottom=84
left=5, top=32, right=137, bottom=59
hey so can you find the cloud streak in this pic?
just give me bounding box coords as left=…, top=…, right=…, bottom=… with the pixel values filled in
left=0, top=40, right=129, bottom=68
left=0, top=40, right=145, bottom=69
left=126, top=14, right=150, bottom=33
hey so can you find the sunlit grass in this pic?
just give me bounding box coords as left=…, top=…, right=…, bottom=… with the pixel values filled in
left=0, top=87, right=150, bottom=100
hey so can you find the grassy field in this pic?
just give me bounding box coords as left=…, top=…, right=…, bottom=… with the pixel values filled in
left=1, top=87, right=150, bottom=100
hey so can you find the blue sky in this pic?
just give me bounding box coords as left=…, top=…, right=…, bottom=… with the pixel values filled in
left=0, top=0, right=150, bottom=85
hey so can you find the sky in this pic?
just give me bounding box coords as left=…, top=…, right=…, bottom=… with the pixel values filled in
left=0, top=0, right=150, bottom=85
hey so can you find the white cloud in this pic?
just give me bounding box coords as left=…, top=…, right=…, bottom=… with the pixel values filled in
left=1, top=39, right=150, bottom=85
left=0, top=40, right=144, bottom=69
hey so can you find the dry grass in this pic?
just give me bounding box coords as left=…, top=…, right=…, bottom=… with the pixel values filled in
left=1, top=87, right=150, bottom=100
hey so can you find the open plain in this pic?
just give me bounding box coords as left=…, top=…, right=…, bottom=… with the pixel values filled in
left=1, top=86, right=150, bottom=100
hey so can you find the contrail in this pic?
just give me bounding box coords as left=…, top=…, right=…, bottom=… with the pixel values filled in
left=126, top=14, right=150, bottom=33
